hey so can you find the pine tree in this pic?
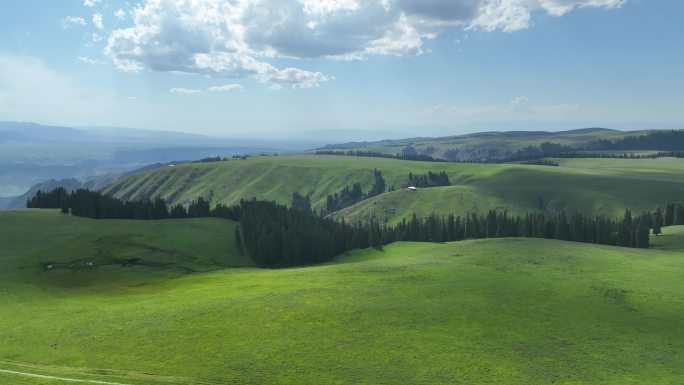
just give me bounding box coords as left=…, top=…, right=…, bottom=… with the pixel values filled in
left=652, top=208, right=663, bottom=236
left=664, top=204, right=675, bottom=226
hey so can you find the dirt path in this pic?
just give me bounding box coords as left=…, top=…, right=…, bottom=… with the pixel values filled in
left=0, top=368, right=134, bottom=385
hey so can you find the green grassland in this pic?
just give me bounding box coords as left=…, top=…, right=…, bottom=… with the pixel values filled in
left=102, top=155, right=684, bottom=225
left=0, top=210, right=249, bottom=290
left=335, top=156, right=684, bottom=224
left=321, top=127, right=658, bottom=155
left=2, top=210, right=684, bottom=384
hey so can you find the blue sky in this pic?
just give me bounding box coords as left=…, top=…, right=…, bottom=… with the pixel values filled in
left=0, top=0, right=682, bottom=138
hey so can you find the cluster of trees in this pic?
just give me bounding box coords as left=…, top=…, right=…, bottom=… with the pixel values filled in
left=29, top=187, right=684, bottom=267
left=26, top=187, right=69, bottom=212
left=27, top=188, right=240, bottom=221
left=507, top=150, right=684, bottom=162
left=367, top=169, right=386, bottom=197
left=192, top=156, right=227, bottom=163
left=291, top=192, right=312, bottom=214
left=315, top=150, right=444, bottom=162
left=383, top=210, right=652, bottom=249
left=407, top=171, right=451, bottom=188
left=240, top=199, right=384, bottom=266
left=588, top=131, right=684, bottom=151
left=663, top=203, right=684, bottom=226
left=521, top=159, right=559, bottom=167
left=241, top=204, right=661, bottom=266
left=325, top=183, right=364, bottom=214
left=323, top=169, right=386, bottom=214
left=504, top=132, right=684, bottom=162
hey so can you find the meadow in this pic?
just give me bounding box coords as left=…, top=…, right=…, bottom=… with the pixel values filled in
left=102, top=154, right=684, bottom=224
left=2, top=210, right=684, bottom=384
left=334, top=156, right=684, bottom=224
left=320, top=128, right=656, bottom=156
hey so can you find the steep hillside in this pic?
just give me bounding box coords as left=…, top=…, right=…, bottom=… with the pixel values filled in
left=102, top=155, right=486, bottom=210
left=103, top=155, right=684, bottom=223
left=1, top=210, right=684, bottom=384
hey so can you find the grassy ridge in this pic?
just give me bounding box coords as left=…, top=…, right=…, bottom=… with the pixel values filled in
left=336, top=157, right=684, bottom=224
left=102, top=156, right=684, bottom=225
left=321, top=128, right=658, bottom=155
left=2, top=210, right=684, bottom=384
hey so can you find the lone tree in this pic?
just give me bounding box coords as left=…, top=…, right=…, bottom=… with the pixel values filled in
left=652, top=207, right=663, bottom=236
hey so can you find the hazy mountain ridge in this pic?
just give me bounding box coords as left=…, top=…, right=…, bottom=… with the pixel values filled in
left=0, top=121, right=300, bottom=198
left=320, top=127, right=677, bottom=161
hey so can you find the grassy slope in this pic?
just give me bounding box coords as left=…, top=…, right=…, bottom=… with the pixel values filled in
left=335, top=157, right=684, bottom=224
left=102, top=155, right=684, bottom=224
left=322, top=128, right=658, bottom=155
left=2, top=210, right=684, bottom=384
left=0, top=210, right=249, bottom=289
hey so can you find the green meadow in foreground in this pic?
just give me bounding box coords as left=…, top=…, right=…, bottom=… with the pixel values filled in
left=102, top=155, right=684, bottom=224
left=2, top=210, right=684, bottom=384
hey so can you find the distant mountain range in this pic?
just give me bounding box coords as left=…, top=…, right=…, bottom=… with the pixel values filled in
left=319, top=127, right=681, bottom=162
left=0, top=121, right=306, bottom=202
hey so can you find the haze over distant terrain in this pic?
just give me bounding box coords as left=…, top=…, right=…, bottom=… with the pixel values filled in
left=0, top=1, right=682, bottom=137
left=0, top=121, right=305, bottom=200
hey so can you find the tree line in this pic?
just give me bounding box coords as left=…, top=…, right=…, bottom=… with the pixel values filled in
left=407, top=171, right=451, bottom=187
left=27, top=188, right=240, bottom=221
left=384, top=209, right=652, bottom=249
left=505, top=148, right=684, bottom=163
left=28, top=188, right=684, bottom=267
left=588, top=130, right=684, bottom=151
left=317, top=130, right=684, bottom=164
left=521, top=159, right=559, bottom=167
left=315, top=150, right=445, bottom=162
left=323, top=169, right=387, bottom=215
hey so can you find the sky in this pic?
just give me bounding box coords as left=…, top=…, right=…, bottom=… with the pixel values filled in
left=0, top=0, right=682, bottom=138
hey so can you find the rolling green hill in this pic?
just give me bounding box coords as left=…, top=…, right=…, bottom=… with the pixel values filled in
left=0, top=210, right=249, bottom=290
left=334, top=157, right=684, bottom=224
left=320, top=127, right=662, bottom=160
left=1, top=210, right=684, bottom=384
left=102, top=155, right=684, bottom=224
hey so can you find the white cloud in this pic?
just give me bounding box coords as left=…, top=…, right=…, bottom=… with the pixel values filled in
left=420, top=96, right=580, bottom=120
left=77, top=56, right=105, bottom=65
left=301, top=0, right=360, bottom=16
left=92, top=13, right=105, bottom=30
left=169, top=87, right=201, bottom=94
left=114, top=9, right=126, bottom=20
left=84, top=0, right=102, bottom=7
left=60, top=16, right=86, bottom=29
left=103, top=0, right=626, bottom=88
left=207, top=84, right=244, bottom=92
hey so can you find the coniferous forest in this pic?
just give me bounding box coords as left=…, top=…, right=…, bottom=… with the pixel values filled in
left=26, top=187, right=683, bottom=267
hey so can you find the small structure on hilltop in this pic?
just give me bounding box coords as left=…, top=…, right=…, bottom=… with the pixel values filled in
left=407, top=186, right=417, bottom=192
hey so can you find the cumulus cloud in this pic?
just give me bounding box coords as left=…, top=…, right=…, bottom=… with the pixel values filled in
left=92, top=13, right=104, bottom=30
left=103, top=0, right=626, bottom=88
left=114, top=9, right=126, bottom=20
left=207, top=84, right=244, bottom=92
left=84, top=0, right=101, bottom=7
left=169, top=87, right=201, bottom=94
left=60, top=16, right=86, bottom=29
